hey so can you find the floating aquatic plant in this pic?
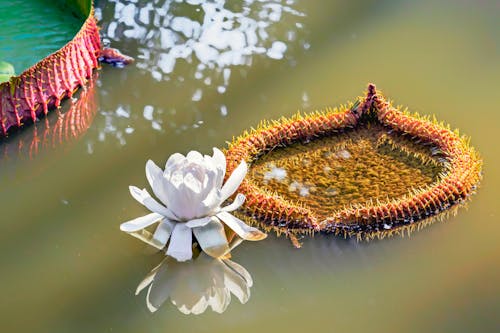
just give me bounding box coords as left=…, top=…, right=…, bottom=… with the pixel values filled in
left=224, top=84, right=482, bottom=245
left=120, top=148, right=266, bottom=262
left=0, top=0, right=100, bottom=136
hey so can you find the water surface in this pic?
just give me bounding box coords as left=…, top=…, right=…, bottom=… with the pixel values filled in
left=0, top=0, right=499, bottom=332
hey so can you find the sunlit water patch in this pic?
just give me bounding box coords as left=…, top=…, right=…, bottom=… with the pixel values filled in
left=97, top=0, right=305, bottom=86
left=91, top=0, right=308, bottom=147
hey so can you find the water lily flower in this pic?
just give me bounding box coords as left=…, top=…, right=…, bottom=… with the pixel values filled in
left=120, top=148, right=266, bottom=261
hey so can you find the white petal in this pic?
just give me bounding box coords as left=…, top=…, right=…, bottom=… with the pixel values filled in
left=216, top=212, right=267, bottom=241
left=129, top=185, right=146, bottom=203
left=186, top=150, right=204, bottom=163
left=219, top=160, right=247, bottom=203
left=163, top=181, right=189, bottom=219
left=212, top=148, right=226, bottom=188
left=129, top=186, right=178, bottom=220
left=166, top=224, right=193, bottom=261
left=120, top=213, right=163, bottom=232
left=185, top=216, right=212, bottom=228
left=203, top=154, right=217, bottom=173
left=220, top=193, right=245, bottom=212
left=164, top=180, right=198, bottom=220
left=168, top=179, right=215, bottom=221
left=183, top=172, right=202, bottom=194
left=192, top=218, right=230, bottom=258
left=212, top=148, right=226, bottom=170
left=197, top=167, right=218, bottom=203
left=165, top=152, right=186, bottom=174
left=145, top=160, right=162, bottom=185
left=202, top=190, right=222, bottom=212
left=145, top=160, right=170, bottom=205
left=151, top=220, right=175, bottom=249
left=169, top=169, right=184, bottom=188
left=194, top=202, right=213, bottom=221
left=143, top=196, right=178, bottom=220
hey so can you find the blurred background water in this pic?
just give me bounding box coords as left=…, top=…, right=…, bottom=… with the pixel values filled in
left=0, top=0, right=499, bottom=332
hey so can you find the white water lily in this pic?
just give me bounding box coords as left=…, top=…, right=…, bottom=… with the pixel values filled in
left=120, top=148, right=266, bottom=261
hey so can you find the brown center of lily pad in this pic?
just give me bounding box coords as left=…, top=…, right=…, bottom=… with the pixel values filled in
left=249, top=124, right=443, bottom=221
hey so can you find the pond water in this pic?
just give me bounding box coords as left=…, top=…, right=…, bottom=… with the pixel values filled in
left=0, top=0, right=499, bottom=332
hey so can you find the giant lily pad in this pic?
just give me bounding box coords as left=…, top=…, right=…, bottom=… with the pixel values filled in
left=0, top=0, right=100, bottom=137
left=225, top=84, right=482, bottom=243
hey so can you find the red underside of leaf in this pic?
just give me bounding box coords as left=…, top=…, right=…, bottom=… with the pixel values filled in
left=0, top=12, right=101, bottom=137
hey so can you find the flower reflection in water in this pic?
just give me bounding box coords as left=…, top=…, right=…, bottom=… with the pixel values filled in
left=137, top=248, right=253, bottom=314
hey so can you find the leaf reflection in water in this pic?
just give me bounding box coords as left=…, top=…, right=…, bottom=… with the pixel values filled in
left=136, top=250, right=253, bottom=314
left=0, top=73, right=98, bottom=159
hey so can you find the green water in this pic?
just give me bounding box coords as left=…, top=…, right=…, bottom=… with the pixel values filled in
left=0, top=0, right=499, bottom=332
left=0, top=0, right=82, bottom=72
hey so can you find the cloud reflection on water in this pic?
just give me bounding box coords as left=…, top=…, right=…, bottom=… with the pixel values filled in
left=91, top=0, right=307, bottom=147
left=98, top=0, right=305, bottom=86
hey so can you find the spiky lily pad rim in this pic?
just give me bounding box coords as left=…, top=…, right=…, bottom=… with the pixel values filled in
left=0, top=0, right=100, bottom=137
left=224, top=84, right=482, bottom=241
left=2, top=73, right=99, bottom=159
